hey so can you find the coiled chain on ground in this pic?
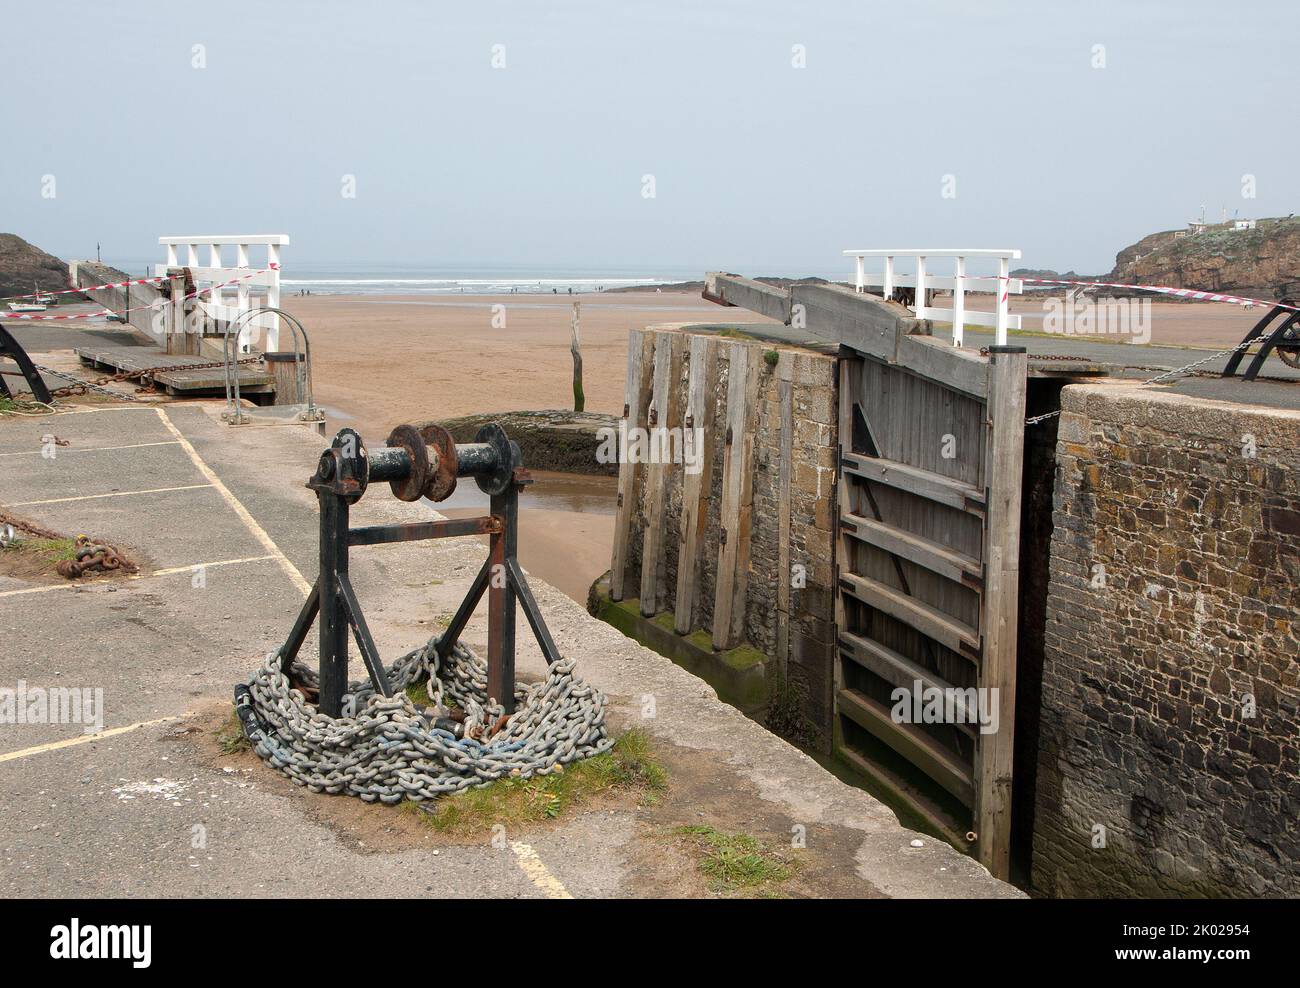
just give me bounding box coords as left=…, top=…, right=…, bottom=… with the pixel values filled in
left=239, top=634, right=614, bottom=804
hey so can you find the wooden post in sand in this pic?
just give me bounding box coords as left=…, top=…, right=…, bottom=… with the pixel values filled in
left=571, top=302, right=585, bottom=413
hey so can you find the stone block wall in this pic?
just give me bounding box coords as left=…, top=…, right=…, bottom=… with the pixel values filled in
left=1033, top=383, right=1300, bottom=897
left=620, top=327, right=839, bottom=745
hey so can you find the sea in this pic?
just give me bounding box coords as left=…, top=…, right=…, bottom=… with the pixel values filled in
left=109, top=260, right=712, bottom=296
left=280, top=267, right=695, bottom=296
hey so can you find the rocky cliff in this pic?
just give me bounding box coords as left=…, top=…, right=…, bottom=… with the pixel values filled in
left=0, top=234, right=72, bottom=299
left=1108, top=217, right=1300, bottom=298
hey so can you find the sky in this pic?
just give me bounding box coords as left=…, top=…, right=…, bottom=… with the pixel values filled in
left=2, top=0, right=1296, bottom=277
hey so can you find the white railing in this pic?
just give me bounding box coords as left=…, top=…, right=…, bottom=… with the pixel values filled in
left=843, top=248, right=1023, bottom=347
left=157, top=235, right=289, bottom=351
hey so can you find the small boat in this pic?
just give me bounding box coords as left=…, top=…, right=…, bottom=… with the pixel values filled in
left=6, top=284, right=56, bottom=312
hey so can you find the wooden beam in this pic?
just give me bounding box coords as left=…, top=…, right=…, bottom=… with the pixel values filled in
left=896, top=334, right=990, bottom=399
left=838, top=571, right=980, bottom=658
left=973, top=347, right=1027, bottom=882
left=839, top=630, right=978, bottom=736
left=832, top=357, right=857, bottom=716
left=640, top=331, right=685, bottom=616
left=610, top=330, right=655, bottom=601
left=838, top=688, right=974, bottom=805
left=775, top=359, right=794, bottom=673
left=712, top=342, right=759, bottom=651
left=704, top=273, right=792, bottom=322
left=840, top=510, right=982, bottom=587
left=841, top=451, right=985, bottom=517
left=674, top=335, right=720, bottom=633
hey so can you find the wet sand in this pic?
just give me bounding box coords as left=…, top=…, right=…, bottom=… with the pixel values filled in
left=283, top=288, right=1276, bottom=601
left=281, top=291, right=770, bottom=602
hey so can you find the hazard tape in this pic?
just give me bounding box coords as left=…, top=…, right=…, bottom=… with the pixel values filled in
left=956, top=273, right=1299, bottom=314
left=0, top=274, right=166, bottom=303
left=0, top=264, right=279, bottom=322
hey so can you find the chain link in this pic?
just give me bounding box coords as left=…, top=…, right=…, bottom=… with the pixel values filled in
left=26, top=356, right=262, bottom=403
left=237, top=634, right=614, bottom=804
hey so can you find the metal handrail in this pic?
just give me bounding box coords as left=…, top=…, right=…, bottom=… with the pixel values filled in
left=222, top=306, right=321, bottom=425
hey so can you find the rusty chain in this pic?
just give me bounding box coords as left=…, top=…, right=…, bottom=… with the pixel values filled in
left=55, top=535, right=139, bottom=578
left=24, top=357, right=262, bottom=403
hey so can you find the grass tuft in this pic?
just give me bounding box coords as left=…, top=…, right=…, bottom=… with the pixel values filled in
left=216, top=706, right=251, bottom=755
left=404, top=680, right=434, bottom=707
left=1, top=537, right=78, bottom=562
left=401, top=727, right=665, bottom=837
left=675, top=825, right=797, bottom=894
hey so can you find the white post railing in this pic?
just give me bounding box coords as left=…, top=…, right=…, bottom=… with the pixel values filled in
left=157, top=235, right=289, bottom=351
left=842, top=248, right=1023, bottom=347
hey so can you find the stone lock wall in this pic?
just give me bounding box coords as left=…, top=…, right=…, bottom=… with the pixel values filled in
left=621, top=328, right=839, bottom=744
left=1032, top=384, right=1300, bottom=897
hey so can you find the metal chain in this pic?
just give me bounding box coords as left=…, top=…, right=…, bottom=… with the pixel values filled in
left=1000, top=336, right=1282, bottom=427
left=1025, top=410, right=1062, bottom=426
left=25, top=356, right=262, bottom=403
left=1141, top=334, right=1266, bottom=386
left=237, top=634, right=614, bottom=804
left=32, top=364, right=140, bottom=401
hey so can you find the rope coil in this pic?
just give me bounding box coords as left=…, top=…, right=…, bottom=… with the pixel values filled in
left=237, top=633, right=614, bottom=804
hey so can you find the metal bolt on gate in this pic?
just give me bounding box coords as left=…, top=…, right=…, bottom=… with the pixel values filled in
left=280, top=421, right=563, bottom=718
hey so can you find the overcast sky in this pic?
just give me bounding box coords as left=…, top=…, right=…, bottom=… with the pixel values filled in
left=2, top=0, right=1296, bottom=276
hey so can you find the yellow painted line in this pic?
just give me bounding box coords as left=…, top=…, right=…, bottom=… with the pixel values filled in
left=0, top=554, right=280, bottom=600
left=155, top=408, right=312, bottom=596
left=0, top=441, right=182, bottom=458
left=0, top=716, right=180, bottom=765
left=509, top=841, right=574, bottom=899
left=8, top=483, right=212, bottom=506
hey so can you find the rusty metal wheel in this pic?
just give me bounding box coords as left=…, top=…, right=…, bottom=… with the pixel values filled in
left=1278, top=323, right=1300, bottom=368
left=418, top=424, right=459, bottom=502
left=385, top=424, right=433, bottom=502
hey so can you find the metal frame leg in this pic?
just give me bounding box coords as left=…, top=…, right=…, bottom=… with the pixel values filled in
left=318, top=490, right=351, bottom=717
left=487, top=485, right=518, bottom=712
left=0, top=326, right=53, bottom=404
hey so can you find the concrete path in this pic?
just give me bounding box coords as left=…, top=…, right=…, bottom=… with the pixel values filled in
left=0, top=397, right=1016, bottom=898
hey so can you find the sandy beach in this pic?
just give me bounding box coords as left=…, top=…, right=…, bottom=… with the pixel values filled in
left=276, top=287, right=1281, bottom=601
left=278, top=290, right=775, bottom=602
left=278, top=290, right=774, bottom=438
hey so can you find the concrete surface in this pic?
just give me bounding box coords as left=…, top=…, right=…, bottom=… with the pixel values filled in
left=0, top=394, right=1018, bottom=898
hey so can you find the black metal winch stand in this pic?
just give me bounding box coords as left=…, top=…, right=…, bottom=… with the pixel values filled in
left=1221, top=297, right=1300, bottom=381
left=0, top=324, right=53, bottom=404
left=279, top=422, right=563, bottom=718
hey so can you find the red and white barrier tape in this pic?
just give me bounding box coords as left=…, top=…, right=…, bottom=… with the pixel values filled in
left=0, top=274, right=166, bottom=303
left=955, top=273, right=1299, bottom=314
left=0, top=264, right=279, bottom=322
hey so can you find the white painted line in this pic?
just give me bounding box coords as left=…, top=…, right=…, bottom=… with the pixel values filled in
left=0, top=554, right=279, bottom=600
left=149, top=554, right=278, bottom=577
left=36, top=406, right=160, bottom=415
left=509, top=840, right=574, bottom=899
left=8, top=483, right=213, bottom=507
left=0, top=441, right=182, bottom=458
left=0, top=716, right=180, bottom=765
left=155, top=408, right=312, bottom=596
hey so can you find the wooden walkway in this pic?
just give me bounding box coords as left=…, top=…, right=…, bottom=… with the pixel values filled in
left=73, top=344, right=274, bottom=400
